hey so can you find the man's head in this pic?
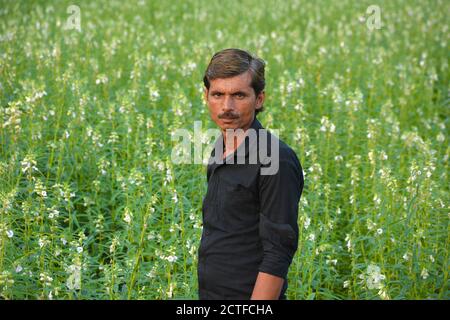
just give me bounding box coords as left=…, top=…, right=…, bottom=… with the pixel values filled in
left=203, top=48, right=265, bottom=131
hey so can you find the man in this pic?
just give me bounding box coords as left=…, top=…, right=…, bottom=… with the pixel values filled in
left=198, top=48, right=304, bottom=300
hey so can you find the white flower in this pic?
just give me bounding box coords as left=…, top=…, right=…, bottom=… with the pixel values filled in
left=15, top=265, right=23, bottom=273
left=364, top=264, right=386, bottom=290
left=146, top=270, right=156, bottom=278
left=367, top=219, right=376, bottom=231
left=61, top=238, right=67, bottom=245
left=40, top=272, right=53, bottom=285
left=303, top=216, right=311, bottom=230
left=6, top=229, right=14, bottom=238
left=329, top=123, right=336, bottom=133
left=76, top=246, right=83, bottom=253
left=436, top=132, right=445, bottom=142
left=373, top=194, right=381, bottom=205
left=166, top=255, right=178, bottom=263
left=345, top=234, right=352, bottom=252
left=149, top=88, right=160, bottom=101
left=66, top=264, right=81, bottom=290
left=167, top=283, right=175, bottom=299
left=95, top=74, right=109, bottom=85
left=21, top=155, right=38, bottom=174
left=110, top=237, right=119, bottom=253
left=48, top=209, right=59, bottom=219
left=307, top=233, right=315, bottom=242
left=343, top=280, right=350, bottom=288
left=326, top=259, right=337, bottom=266
left=319, top=116, right=336, bottom=134
left=38, top=238, right=46, bottom=248
left=376, top=228, right=383, bottom=235
left=123, top=208, right=132, bottom=224
left=421, top=268, right=429, bottom=279
left=378, top=287, right=390, bottom=300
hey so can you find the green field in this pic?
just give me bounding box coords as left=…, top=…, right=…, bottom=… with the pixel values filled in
left=0, top=0, right=448, bottom=299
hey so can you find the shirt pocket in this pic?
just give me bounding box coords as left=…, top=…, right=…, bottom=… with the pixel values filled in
left=219, top=181, right=258, bottom=231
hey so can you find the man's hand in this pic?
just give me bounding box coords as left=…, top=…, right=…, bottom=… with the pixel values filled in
left=250, top=272, right=284, bottom=300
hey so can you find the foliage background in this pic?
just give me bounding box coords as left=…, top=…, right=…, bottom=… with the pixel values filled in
left=0, top=0, right=448, bottom=299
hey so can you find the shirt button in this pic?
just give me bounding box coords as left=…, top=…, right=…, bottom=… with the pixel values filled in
left=205, top=229, right=210, bottom=236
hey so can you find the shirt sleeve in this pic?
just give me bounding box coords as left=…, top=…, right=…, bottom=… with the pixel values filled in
left=257, top=147, right=304, bottom=279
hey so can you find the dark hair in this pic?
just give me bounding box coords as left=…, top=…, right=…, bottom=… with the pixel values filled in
left=203, top=48, right=265, bottom=114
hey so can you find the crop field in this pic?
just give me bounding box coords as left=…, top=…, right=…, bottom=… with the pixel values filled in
left=0, top=0, right=448, bottom=299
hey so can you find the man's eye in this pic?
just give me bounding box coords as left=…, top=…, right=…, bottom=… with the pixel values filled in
left=213, top=93, right=222, bottom=97
left=235, top=93, right=245, bottom=98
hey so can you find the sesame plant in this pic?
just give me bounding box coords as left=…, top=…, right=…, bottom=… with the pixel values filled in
left=0, top=0, right=448, bottom=299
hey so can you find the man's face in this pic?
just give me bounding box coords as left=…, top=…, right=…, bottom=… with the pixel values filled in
left=204, top=70, right=265, bottom=132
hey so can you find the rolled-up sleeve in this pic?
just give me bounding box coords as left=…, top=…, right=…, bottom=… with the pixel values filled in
left=258, top=147, right=304, bottom=279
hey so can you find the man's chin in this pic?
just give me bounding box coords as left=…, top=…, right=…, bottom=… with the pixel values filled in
left=220, top=123, right=240, bottom=131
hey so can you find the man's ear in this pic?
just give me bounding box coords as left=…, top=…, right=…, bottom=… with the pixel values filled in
left=256, top=91, right=265, bottom=110
left=203, top=88, right=209, bottom=103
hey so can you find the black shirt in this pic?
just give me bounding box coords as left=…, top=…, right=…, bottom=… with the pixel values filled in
left=197, top=116, right=304, bottom=300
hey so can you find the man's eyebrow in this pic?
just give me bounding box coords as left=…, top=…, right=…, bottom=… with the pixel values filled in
left=232, top=91, right=248, bottom=95
left=209, top=89, right=250, bottom=95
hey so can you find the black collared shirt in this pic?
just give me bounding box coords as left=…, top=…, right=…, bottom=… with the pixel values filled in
left=197, top=116, right=304, bottom=300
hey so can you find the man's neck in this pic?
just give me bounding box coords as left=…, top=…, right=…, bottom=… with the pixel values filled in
left=221, top=119, right=254, bottom=159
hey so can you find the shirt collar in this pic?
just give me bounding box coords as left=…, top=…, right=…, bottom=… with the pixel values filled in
left=209, top=115, right=264, bottom=165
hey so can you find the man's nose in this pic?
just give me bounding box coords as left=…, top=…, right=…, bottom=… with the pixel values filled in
left=222, top=95, right=235, bottom=111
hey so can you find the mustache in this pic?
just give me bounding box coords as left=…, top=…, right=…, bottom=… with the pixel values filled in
left=218, top=111, right=239, bottom=119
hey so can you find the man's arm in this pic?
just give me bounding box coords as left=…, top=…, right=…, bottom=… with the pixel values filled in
left=250, top=272, right=284, bottom=300
left=256, top=146, right=304, bottom=300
